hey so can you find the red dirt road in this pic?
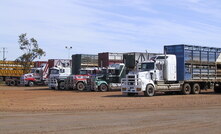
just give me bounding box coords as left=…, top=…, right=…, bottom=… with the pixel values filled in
left=0, top=86, right=221, bottom=134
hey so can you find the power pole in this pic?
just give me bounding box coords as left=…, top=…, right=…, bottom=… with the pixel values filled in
left=0, top=47, right=7, bottom=61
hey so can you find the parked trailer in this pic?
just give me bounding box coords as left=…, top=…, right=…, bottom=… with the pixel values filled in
left=123, top=52, right=161, bottom=72
left=0, top=61, right=34, bottom=85
left=1, top=61, right=47, bottom=86
left=121, top=44, right=221, bottom=96
left=98, top=52, right=123, bottom=67
left=72, top=54, right=98, bottom=75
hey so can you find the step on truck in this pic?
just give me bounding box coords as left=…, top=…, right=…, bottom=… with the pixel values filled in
left=121, top=44, right=221, bottom=96
left=87, top=63, right=126, bottom=92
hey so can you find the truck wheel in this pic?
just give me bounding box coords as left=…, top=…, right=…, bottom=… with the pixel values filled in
left=5, top=80, right=10, bottom=86
left=76, top=82, right=85, bottom=91
left=182, top=83, right=191, bottom=95
left=0, top=77, right=3, bottom=82
left=58, top=82, right=65, bottom=90
left=16, top=81, right=20, bottom=86
left=10, top=80, right=16, bottom=86
left=144, top=85, right=155, bottom=97
left=28, top=81, right=34, bottom=87
left=192, top=83, right=200, bottom=94
left=99, top=84, right=108, bottom=92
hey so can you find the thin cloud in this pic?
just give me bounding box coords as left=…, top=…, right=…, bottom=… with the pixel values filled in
left=0, top=0, right=221, bottom=60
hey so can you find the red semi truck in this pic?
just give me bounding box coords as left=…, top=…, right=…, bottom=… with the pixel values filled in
left=65, top=67, right=101, bottom=91
left=20, top=61, right=49, bottom=86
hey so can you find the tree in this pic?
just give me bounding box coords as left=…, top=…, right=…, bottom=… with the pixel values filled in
left=16, top=33, right=46, bottom=73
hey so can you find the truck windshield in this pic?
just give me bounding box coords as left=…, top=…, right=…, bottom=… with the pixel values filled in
left=50, top=69, right=59, bottom=74
left=30, top=69, right=40, bottom=74
left=30, top=69, right=36, bottom=73
left=141, top=63, right=154, bottom=71
left=80, top=70, right=87, bottom=75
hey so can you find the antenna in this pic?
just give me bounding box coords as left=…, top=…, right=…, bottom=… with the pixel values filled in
left=145, top=50, right=148, bottom=60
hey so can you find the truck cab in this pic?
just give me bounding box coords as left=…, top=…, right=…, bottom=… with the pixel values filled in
left=121, top=55, right=179, bottom=96
left=48, top=66, right=71, bottom=90
left=87, top=63, right=126, bottom=92
left=20, top=63, right=48, bottom=86
left=65, top=67, right=101, bottom=91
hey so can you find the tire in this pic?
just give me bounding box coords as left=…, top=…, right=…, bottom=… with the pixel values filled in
left=58, top=82, right=65, bottom=90
left=10, top=80, right=16, bottom=86
left=76, top=82, right=85, bottom=91
left=99, top=84, right=108, bottom=92
left=28, top=81, right=34, bottom=87
left=5, top=80, right=10, bottom=86
left=16, top=81, right=20, bottom=86
left=182, top=83, right=191, bottom=95
left=0, top=77, right=3, bottom=82
left=144, top=85, right=155, bottom=97
left=191, top=83, right=200, bottom=94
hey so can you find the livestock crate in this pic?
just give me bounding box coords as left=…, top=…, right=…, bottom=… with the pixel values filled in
left=164, top=44, right=221, bottom=81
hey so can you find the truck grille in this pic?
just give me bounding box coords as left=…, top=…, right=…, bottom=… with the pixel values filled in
left=49, top=77, right=57, bottom=84
left=86, top=76, right=96, bottom=90
left=127, top=75, right=136, bottom=85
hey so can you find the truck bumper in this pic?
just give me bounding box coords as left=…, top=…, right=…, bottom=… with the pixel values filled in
left=48, top=83, right=58, bottom=89
left=48, top=78, right=58, bottom=89
left=20, top=80, right=29, bottom=86
left=121, top=85, right=143, bottom=94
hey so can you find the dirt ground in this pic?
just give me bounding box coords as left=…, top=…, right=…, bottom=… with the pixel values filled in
left=1, top=85, right=221, bottom=134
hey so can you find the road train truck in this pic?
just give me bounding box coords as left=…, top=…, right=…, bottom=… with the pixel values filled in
left=2, top=61, right=48, bottom=86
left=121, top=44, right=221, bottom=96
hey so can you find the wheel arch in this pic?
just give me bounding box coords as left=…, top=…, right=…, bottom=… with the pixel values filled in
left=146, top=83, right=156, bottom=90
left=97, top=80, right=108, bottom=87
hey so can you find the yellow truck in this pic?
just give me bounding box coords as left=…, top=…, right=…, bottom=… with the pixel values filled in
left=0, top=61, right=34, bottom=85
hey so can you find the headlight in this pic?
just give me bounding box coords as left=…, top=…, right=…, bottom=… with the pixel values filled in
left=27, top=75, right=33, bottom=78
left=136, top=88, right=141, bottom=91
left=122, top=88, right=127, bottom=91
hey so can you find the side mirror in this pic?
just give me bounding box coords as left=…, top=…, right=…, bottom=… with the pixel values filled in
left=150, top=72, right=153, bottom=80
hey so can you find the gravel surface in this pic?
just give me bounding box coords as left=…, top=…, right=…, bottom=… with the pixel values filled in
left=1, top=85, right=221, bottom=134
left=0, top=86, right=220, bottom=112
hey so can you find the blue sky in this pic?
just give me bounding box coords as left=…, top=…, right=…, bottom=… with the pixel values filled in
left=0, top=0, right=221, bottom=60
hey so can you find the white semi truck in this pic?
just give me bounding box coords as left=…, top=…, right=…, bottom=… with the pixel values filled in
left=121, top=44, right=221, bottom=96
left=48, top=59, right=71, bottom=90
